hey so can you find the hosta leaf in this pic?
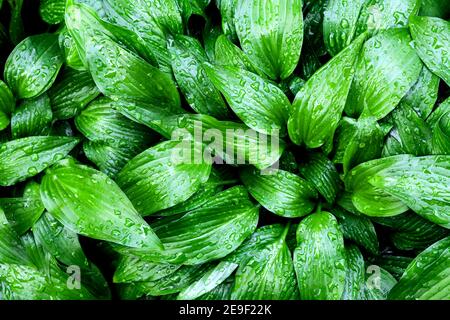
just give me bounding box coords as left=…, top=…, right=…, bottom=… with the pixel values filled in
left=0, top=111, right=9, bottom=131
left=369, top=155, right=450, bottom=228
left=433, top=111, right=450, bottom=155
left=0, top=80, right=14, bottom=116
left=113, top=255, right=180, bottom=283
left=419, top=0, right=450, bottom=18
left=197, top=279, right=234, bottom=300
left=389, top=237, right=450, bottom=300
left=48, top=68, right=100, bottom=120
left=58, top=28, right=86, bottom=71
left=204, top=64, right=290, bottom=136
left=332, top=207, right=379, bottom=255
left=234, top=0, right=303, bottom=80
left=75, top=97, right=153, bottom=148
left=363, top=266, right=397, bottom=300
left=342, top=244, right=366, bottom=300
left=299, top=152, right=342, bottom=204
left=0, top=208, right=32, bottom=266
left=168, top=35, right=229, bottom=118
left=410, top=16, right=450, bottom=86
left=4, top=33, right=64, bottom=99
left=119, top=186, right=258, bottom=265
left=293, top=211, right=346, bottom=300
left=371, top=255, right=413, bottom=280
left=11, top=94, right=53, bottom=139
left=214, top=34, right=258, bottom=74
left=345, top=28, right=422, bottom=119
left=288, top=33, right=365, bottom=148
left=39, top=0, right=65, bottom=24
left=354, top=0, right=420, bottom=37
left=240, top=166, right=317, bottom=218
left=427, top=97, right=449, bottom=128
left=323, top=0, right=367, bottom=56
left=231, top=224, right=299, bottom=300
left=218, top=0, right=237, bottom=41
left=6, top=0, right=24, bottom=45
left=202, top=23, right=222, bottom=62
left=40, top=160, right=163, bottom=249
left=0, top=181, right=44, bottom=235
left=117, top=140, right=212, bottom=216
left=401, top=66, right=440, bottom=120
left=178, top=261, right=238, bottom=300
left=0, top=136, right=79, bottom=186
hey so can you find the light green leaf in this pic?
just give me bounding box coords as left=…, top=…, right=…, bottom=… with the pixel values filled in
left=39, top=0, right=65, bottom=24
left=214, top=34, right=258, bottom=74
left=433, top=110, right=450, bottom=155
left=40, top=160, right=163, bottom=249
left=342, top=244, right=366, bottom=300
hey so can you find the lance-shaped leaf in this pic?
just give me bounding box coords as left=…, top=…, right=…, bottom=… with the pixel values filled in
left=293, top=211, right=347, bottom=300
left=117, top=140, right=212, bottom=216
left=39, top=0, right=65, bottom=24
left=371, top=255, right=413, bottom=280
left=204, top=63, right=290, bottom=136
left=354, top=0, right=420, bottom=37
left=240, top=166, right=317, bottom=218
left=342, top=244, right=366, bottom=300
left=345, top=156, right=409, bottom=217
left=58, top=28, right=86, bottom=71
left=214, top=34, right=258, bottom=73
left=332, top=207, right=379, bottom=255
left=230, top=224, right=299, bottom=300
left=410, top=16, right=450, bottom=86
left=323, top=0, right=367, bottom=56
left=65, top=3, right=182, bottom=112
left=401, top=66, right=440, bottom=120
left=0, top=136, right=79, bottom=186
left=0, top=80, right=14, bottom=117
left=197, top=279, right=234, bottom=300
left=177, top=261, right=238, bottom=300
left=116, top=186, right=259, bottom=265
left=219, top=0, right=237, bottom=41
left=75, top=97, right=153, bottom=148
left=11, top=94, right=53, bottom=139
left=40, top=160, right=163, bottom=250
left=0, top=181, right=44, bottom=235
left=433, top=111, right=450, bottom=155
left=427, top=97, right=449, bottom=128
left=0, top=208, right=32, bottom=266
left=389, top=237, right=450, bottom=300
left=369, top=155, right=450, bottom=228
left=113, top=254, right=181, bottom=283
left=288, top=33, right=365, bottom=148
left=168, top=35, right=229, bottom=118
left=4, top=33, right=63, bottom=99
left=48, top=68, right=100, bottom=120
left=346, top=28, right=422, bottom=119
left=234, top=0, right=303, bottom=80
left=298, top=152, right=341, bottom=204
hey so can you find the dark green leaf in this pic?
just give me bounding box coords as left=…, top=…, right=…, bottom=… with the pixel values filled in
left=39, top=0, right=65, bottom=24
left=342, top=244, right=366, bottom=300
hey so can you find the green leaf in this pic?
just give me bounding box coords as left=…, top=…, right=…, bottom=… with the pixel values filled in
left=0, top=80, right=15, bottom=116
left=11, top=94, right=53, bottom=139
left=433, top=110, right=450, bottom=155
left=0, top=208, right=32, bottom=266
left=197, top=279, right=234, bottom=300
left=7, top=0, right=24, bottom=45
left=299, top=152, right=342, bottom=204
left=4, top=33, right=64, bottom=99
left=323, top=0, right=367, bottom=56
left=345, top=28, right=422, bottom=119
left=218, top=0, right=238, bottom=42
left=234, top=0, right=303, bottom=80
left=0, top=136, right=79, bottom=186
left=117, top=140, right=212, bottom=216
left=178, top=261, right=238, bottom=300
left=40, top=160, right=163, bottom=249
left=427, top=97, right=449, bottom=128
left=363, top=266, right=397, bottom=300
left=75, top=97, right=153, bottom=148
left=354, top=0, right=420, bottom=37
left=293, top=211, right=346, bottom=300
left=48, top=68, right=100, bottom=120
left=58, top=28, right=86, bottom=71
left=332, top=207, right=379, bottom=255
left=240, top=166, right=317, bottom=218
left=168, top=35, right=229, bottom=118
left=419, top=0, right=450, bottom=18
left=119, top=186, right=258, bottom=265
left=0, top=181, right=44, bottom=235
left=230, top=224, right=299, bottom=300
left=214, top=34, right=258, bottom=74
left=388, top=237, right=450, bottom=300
left=401, top=66, right=440, bottom=120
left=204, top=63, right=290, bottom=136
left=369, top=155, right=450, bottom=228
left=371, top=255, right=413, bottom=280
left=288, top=33, right=366, bottom=148
left=345, top=156, right=410, bottom=217
left=0, top=111, right=9, bottom=131
left=342, top=244, right=366, bottom=300
left=410, top=16, right=450, bottom=86
left=39, top=0, right=65, bottom=24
